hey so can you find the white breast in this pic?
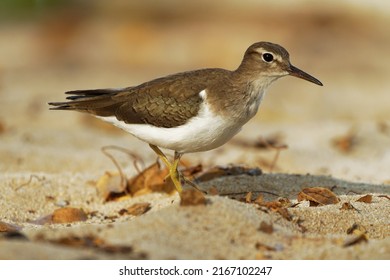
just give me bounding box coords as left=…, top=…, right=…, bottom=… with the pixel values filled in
left=97, top=90, right=242, bottom=153
left=97, top=81, right=278, bottom=154
left=243, top=76, right=278, bottom=121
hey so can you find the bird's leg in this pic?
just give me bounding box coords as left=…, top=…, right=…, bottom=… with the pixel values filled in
left=149, top=144, right=182, bottom=193
left=149, top=144, right=171, bottom=167
left=171, top=151, right=183, bottom=192
left=173, top=152, right=206, bottom=194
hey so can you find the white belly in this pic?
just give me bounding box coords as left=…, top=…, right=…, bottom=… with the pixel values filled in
left=97, top=86, right=269, bottom=154
left=98, top=104, right=243, bottom=154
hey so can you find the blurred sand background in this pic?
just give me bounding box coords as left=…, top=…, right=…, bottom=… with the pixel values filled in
left=0, top=0, right=389, bottom=259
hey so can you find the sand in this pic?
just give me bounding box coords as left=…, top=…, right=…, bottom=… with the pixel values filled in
left=0, top=1, right=389, bottom=259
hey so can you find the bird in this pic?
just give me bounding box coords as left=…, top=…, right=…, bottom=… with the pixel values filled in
left=49, top=41, right=323, bottom=193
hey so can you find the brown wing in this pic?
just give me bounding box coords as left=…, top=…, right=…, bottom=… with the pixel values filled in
left=49, top=69, right=229, bottom=128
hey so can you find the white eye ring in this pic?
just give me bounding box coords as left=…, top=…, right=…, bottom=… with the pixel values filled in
left=262, top=52, right=274, bottom=63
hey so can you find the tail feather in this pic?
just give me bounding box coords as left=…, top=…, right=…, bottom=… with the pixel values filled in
left=64, top=88, right=124, bottom=100
left=48, top=88, right=126, bottom=116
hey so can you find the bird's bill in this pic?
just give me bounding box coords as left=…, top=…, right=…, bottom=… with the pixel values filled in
left=289, top=65, right=323, bottom=86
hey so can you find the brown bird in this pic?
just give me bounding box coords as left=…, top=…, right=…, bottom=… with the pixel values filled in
left=49, top=41, right=323, bottom=192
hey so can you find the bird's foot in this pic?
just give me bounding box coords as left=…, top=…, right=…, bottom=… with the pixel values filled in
left=169, top=157, right=182, bottom=193
left=149, top=144, right=183, bottom=193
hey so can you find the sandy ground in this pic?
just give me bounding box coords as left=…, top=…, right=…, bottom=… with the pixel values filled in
left=0, top=1, right=389, bottom=259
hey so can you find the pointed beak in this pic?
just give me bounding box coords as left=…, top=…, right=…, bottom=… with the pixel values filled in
left=289, top=65, right=323, bottom=86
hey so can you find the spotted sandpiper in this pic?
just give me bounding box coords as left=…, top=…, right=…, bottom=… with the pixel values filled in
left=49, top=41, right=322, bottom=193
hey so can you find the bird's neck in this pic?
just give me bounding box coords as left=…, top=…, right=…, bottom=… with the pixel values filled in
left=227, top=70, right=281, bottom=121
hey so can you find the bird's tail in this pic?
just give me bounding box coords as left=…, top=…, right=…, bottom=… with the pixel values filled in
left=48, top=88, right=124, bottom=116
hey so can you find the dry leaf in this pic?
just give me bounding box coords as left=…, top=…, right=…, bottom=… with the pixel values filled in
left=332, top=129, right=358, bottom=153
left=297, top=187, right=340, bottom=206
left=258, top=221, right=273, bottom=234
left=256, top=199, right=292, bottom=221
left=356, top=194, right=372, bottom=203
left=277, top=197, right=291, bottom=207
left=276, top=208, right=292, bottom=221
left=0, top=221, right=21, bottom=232
left=52, top=207, right=88, bottom=224
left=96, top=171, right=127, bottom=201
left=125, top=203, right=151, bottom=216
left=180, top=189, right=207, bottom=206
left=258, top=201, right=282, bottom=209
left=254, top=194, right=264, bottom=204
left=245, top=192, right=253, bottom=203
left=340, top=202, right=355, bottom=210
left=128, top=162, right=174, bottom=195
left=181, top=164, right=203, bottom=179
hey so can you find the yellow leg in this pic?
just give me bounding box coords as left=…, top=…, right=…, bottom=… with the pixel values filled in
left=149, top=144, right=183, bottom=193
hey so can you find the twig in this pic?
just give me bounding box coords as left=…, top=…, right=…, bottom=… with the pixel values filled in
left=100, top=145, right=144, bottom=192
left=15, top=174, right=46, bottom=191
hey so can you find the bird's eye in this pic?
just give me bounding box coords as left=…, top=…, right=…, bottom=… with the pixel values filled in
left=262, top=53, right=274, bottom=63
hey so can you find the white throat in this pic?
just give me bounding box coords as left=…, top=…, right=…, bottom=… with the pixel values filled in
left=245, top=76, right=280, bottom=120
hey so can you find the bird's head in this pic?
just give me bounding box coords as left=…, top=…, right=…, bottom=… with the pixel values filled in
left=238, top=41, right=323, bottom=86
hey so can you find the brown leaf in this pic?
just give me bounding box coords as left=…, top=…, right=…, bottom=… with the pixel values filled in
left=258, top=201, right=282, bottom=209
left=125, top=202, right=151, bottom=216
left=331, top=129, right=358, bottom=153
left=245, top=192, right=252, bottom=203
left=256, top=199, right=292, bottom=221
left=356, top=194, right=372, bottom=203
left=277, top=197, right=291, bottom=207
left=254, top=194, right=264, bottom=204
left=258, top=221, right=273, bottom=234
left=0, top=221, right=21, bottom=232
left=180, top=189, right=207, bottom=206
left=276, top=208, right=292, bottom=221
left=96, top=171, right=127, bottom=201
left=128, top=162, right=174, bottom=196
left=181, top=164, right=203, bottom=178
left=52, top=207, right=88, bottom=224
left=340, top=202, right=355, bottom=211
left=297, top=187, right=340, bottom=206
